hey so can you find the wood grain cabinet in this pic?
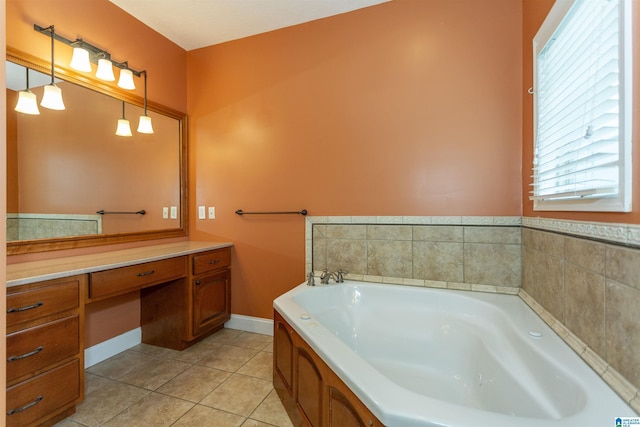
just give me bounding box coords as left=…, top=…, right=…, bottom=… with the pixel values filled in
left=141, top=247, right=231, bottom=349
left=273, top=311, right=383, bottom=427
left=6, top=276, right=85, bottom=427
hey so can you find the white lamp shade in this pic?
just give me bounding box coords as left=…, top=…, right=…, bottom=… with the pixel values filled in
left=15, top=90, right=40, bottom=115
left=96, top=58, right=115, bottom=81
left=70, top=47, right=92, bottom=72
left=117, top=69, right=136, bottom=90
left=40, top=84, right=65, bottom=110
left=137, top=115, right=154, bottom=134
left=116, top=119, right=133, bottom=137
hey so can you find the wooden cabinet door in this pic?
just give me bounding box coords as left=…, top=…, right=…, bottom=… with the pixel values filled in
left=192, top=269, right=230, bottom=337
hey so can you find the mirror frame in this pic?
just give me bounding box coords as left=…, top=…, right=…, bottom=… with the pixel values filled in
left=7, top=47, right=189, bottom=255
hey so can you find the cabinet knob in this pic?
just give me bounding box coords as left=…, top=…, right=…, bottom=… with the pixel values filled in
left=195, top=280, right=201, bottom=285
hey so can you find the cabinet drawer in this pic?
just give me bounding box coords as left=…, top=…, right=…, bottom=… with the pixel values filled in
left=7, top=315, right=79, bottom=383
left=6, top=359, right=80, bottom=427
left=7, top=280, right=79, bottom=328
left=193, top=248, right=231, bottom=275
left=90, top=256, right=186, bottom=300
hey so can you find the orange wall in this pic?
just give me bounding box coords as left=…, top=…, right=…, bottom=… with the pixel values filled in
left=521, top=0, right=640, bottom=223
left=1, top=0, right=8, bottom=414
left=5, top=0, right=187, bottom=346
left=187, top=0, right=523, bottom=319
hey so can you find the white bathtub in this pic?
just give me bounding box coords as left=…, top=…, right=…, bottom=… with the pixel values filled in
left=273, top=280, right=635, bottom=427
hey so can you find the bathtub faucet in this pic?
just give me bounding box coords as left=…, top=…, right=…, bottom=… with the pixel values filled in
left=319, top=269, right=347, bottom=284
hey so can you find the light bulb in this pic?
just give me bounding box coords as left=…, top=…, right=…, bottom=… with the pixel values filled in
left=117, top=69, right=136, bottom=90
left=96, top=58, right=115, bottom=81
left=70, top=47, right=92, bottom=72
left=137, top=115, right=154, bottom=134
left=40, top=84, right=65, bottom=110
left=15, top=90, right=40, bottom=115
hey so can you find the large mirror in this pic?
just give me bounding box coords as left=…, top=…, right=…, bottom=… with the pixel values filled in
left=6, top=48, right=188, bottom=255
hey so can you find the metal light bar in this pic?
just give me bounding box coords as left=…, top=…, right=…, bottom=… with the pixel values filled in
left=34, top=24, right=142, bottom=77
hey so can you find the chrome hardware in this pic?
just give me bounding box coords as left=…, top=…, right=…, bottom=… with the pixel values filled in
left=319, top=269, right=347, bottom=284
left=208, top=259, right=221, bottom=264
left=306, top=272, right=315, bottom=286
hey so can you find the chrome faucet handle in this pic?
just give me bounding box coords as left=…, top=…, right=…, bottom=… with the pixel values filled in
left=307, top=272, right=315, bottom=286
left=334, top=269, right=348, bottom=283
left=320, top=269, right=331, bottom=285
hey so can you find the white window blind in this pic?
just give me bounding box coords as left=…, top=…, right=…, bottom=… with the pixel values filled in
left=531, top=0, right=632, bottom=212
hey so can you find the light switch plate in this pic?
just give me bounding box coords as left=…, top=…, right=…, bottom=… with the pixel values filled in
left=170, top=206, right=178, bottom=219
left=198, top=206, right=205, bottom=219
left=162, top=207, right=169, bottom=219
left=208, top=207, right=215, bottom=219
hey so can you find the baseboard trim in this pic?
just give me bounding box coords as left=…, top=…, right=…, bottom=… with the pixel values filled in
left=84, top=328, right=141, bottom=369
left=225, top=314, right=274, bottom=336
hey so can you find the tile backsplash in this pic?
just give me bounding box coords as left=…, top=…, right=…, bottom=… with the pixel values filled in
left=306, top=216, right=640, bottom=412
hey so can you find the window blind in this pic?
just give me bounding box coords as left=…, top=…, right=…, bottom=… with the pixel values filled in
left=531, top=0, right=630, bottom=209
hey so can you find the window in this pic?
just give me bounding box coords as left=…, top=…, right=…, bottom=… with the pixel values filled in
left=531, top=0, right=632, bottom=212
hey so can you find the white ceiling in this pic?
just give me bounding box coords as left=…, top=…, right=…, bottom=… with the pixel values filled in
left=108, top=0, right=391, bottom=51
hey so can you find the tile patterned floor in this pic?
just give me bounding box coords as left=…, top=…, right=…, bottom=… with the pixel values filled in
left=54, top=328, right=293, bottom=427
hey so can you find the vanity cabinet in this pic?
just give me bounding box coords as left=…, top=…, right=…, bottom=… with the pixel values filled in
left=6, top=275, right=85, bottom=427
left=141, top=247, right=231, bottom=349
left=273, top=311, right=383, bottom=427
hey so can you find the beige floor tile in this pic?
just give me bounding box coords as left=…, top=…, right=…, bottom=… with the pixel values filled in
left=132, top=342, right=185, bottom=359
left=101, top=393, right=194, bottom=427
left=231, top=331, right=274, bottom=350
left=119, top=357, right=192, bottom=390
left=53, top=419, right=85, bottom=427
left=86, top=349, right=156, bottom=380
left=202, top=328, right=244, bottom=344
left=198, top=344, right=260, bottom=372
left=242, top=420, right=277, bottom=427
left=84, top=372, right=113, bottom=395
left=172, top=339, right=223, bottom=364
left=237, top=351, right=273, bottom=380
left=200, top=373, right=273, bottom=416
left=173, top=405, right=245, bottom=427
left=70, top=379, right=150, bottom=426
left=156, top=364, right=231, bottom=402
left=250, top=390, right=293, bottom=427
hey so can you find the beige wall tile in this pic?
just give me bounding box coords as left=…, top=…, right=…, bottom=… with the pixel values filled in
left=367, top=240, right=412, bottom=277
left=326, top=239, right=367, bottom=274
left=312, top=238, right=327, bottom=271
left=464, top=226, right=521, bottom=244
left=606, top=245, right=640, bottom=291
left=563, top=264, right=605, bottom=357
left=324, top=224, right=366, bottom=239
left=367, top=225, right=412, bottom=240
left=413, top=225, right=463, bottom=242
left=523, top=228, right=564, bottom=258
left=413, top=241, right=463, bottom=282
left=464, top=243, right=521, bottom=287
left=523, top=249, right=565, bottom=322
left=564, top=236, right=605, bottom=274
left=605, top=280, right=640, bottom=389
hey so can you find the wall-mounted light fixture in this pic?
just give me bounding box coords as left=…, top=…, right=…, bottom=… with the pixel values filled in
left=35, top=24, right=142, bottom=91
left=39, top=25, right=65, bottom=111
left=116, top=101, right=133, bottom=137
left=14, top=67, right=40, bottom=115
left=137, top=71, right=154, bottom=134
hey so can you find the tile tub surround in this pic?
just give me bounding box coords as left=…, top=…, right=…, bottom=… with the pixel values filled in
left=305, top=216, right=640, bottom=413
left=310, top=219, right=523, bottom=292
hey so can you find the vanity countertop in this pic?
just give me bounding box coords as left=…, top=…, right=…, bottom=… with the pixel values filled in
left=6, top=241, right=233, bottom=287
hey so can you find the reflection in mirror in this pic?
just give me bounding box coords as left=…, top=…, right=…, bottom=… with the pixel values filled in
left=6, top=55, right=187, bottom=254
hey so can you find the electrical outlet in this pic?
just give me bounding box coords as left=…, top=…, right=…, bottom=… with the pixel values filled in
left=162, top=207, right=169, bottom=219
left=198, top=206, right=206, bottom=219
left=208, top=207, right=215, bottom=219
left=170, top=206, right=178, bottom=219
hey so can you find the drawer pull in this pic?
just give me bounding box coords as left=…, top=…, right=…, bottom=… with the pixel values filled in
left=195, top=280, right=201, bottom=286
left=7, top=395, right=43, bottom=416
left=136, top=270, right=156, bottom=277
left=208, top=259, right=221, bottom=265
left=8, top=346, right=44, bottom=362
left=7, top=301, right=44, bottom=313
